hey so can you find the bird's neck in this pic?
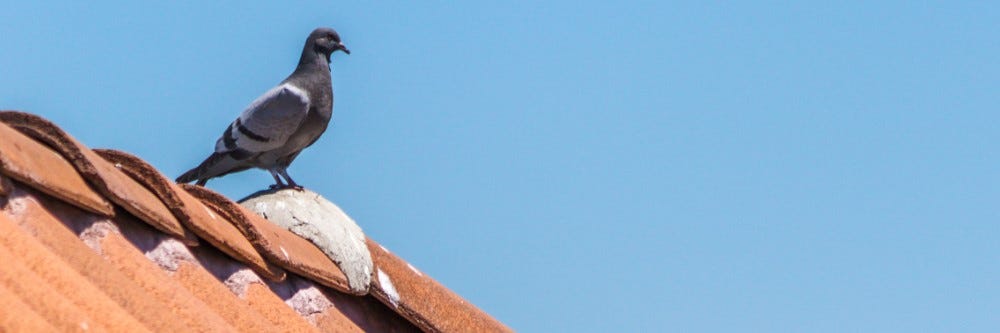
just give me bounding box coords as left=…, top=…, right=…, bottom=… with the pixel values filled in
left=296, top=50, right=331, bottom=73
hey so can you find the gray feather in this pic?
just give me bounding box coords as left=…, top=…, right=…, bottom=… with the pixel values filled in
left=214, top=84, right=311, bottom=154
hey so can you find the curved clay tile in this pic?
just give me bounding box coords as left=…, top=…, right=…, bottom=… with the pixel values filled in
left=93, top=149, right=285, bottom=281
left=0, top=121, right=114, bottom=216
left=0, top=111, right=196, bottom=245
left=182, top=184, right=355, bottom=294
left=368, top=239, right=513, bottom=333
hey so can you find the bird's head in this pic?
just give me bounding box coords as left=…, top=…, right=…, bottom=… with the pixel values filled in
left=309, top=27, right=350, bottom=62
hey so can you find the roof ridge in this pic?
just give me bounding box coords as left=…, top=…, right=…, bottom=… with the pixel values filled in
left=0, top=110, right=512, bottom=332
left=0, top=111, right=196, bottom=244
left=94, top=148, right=287, bottom=281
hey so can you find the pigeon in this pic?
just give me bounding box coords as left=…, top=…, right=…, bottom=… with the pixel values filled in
left=176, top=27, right=350, bottom=189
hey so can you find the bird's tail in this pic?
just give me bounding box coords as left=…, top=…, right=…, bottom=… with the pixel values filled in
left=176, top=152, right=248, bottom=185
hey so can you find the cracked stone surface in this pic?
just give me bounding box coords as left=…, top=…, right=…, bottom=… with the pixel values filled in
left=239, top=188, right=372, bottom=293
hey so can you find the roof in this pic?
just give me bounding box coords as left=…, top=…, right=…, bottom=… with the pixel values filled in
left=0, top=110, right=511, bottom=332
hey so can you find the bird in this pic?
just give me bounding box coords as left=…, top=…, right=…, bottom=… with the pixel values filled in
left=176, top=27, right=350, bottom=189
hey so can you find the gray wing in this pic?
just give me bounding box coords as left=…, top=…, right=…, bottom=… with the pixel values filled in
left=215, top=83, right=311, bottom=155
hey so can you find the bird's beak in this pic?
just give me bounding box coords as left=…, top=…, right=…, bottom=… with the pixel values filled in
left=338, top=43, right=351, bottom=55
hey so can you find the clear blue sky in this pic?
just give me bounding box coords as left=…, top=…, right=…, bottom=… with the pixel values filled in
left=2, top=1, right=998, bottom=331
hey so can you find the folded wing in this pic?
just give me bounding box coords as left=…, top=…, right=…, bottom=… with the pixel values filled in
left=215, top=84, right=311, bottom=156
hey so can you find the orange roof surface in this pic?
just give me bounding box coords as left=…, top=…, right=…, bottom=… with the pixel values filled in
left=0, top=110, right=511, bottom=332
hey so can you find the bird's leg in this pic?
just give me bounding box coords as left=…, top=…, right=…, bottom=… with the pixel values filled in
left=268, top=169, right=287, bottom=189
left=277, top=168, right=303, bottom=191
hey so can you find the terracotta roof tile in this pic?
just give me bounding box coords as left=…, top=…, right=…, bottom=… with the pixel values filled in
left=0, top=111, right=196, bottom=244
left=244, top=282, right=329, bottom=332
left=0, top=267, right=107, bottom=332
left=0, top=110, right=510, bottom=332
left=368, top=239, right=513, bottom=333
left=313, top=287, right=423, bottom=332
left=175, top=261, right=290, bottom=332
left=90, top=216, right=257, bottom=332
left=265, top=274, right=421, bottom=332
left=189, top=245, right=325, bottom=333
left=0, top=121, right=113, bottom=216
left=0, top=213, right=151, bottom=333
left=0, top=226, right=113, bottom=332
left=0, top=283, right=61, bottom=333
left=2, top=185, right=221, bottom=332
left=183, top=184, right=355, bottom=293
left=94, top=148, right=286, bottom=280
